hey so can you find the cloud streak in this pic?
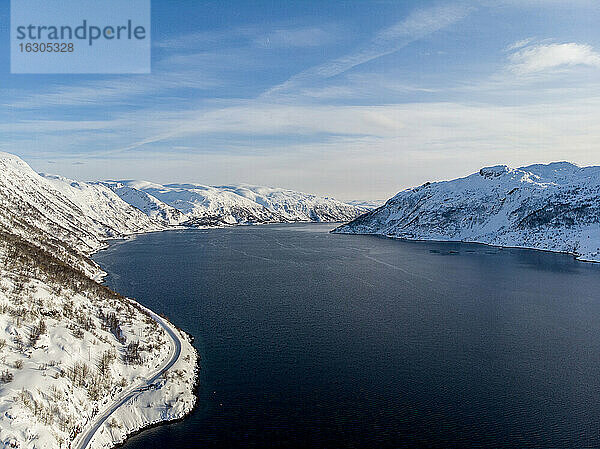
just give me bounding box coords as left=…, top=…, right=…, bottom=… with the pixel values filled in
left=3, top=71, right=217, bottom=110
left=155, top=24, right=339, bottom=50
left=264, top=3, right=473, bottom=96
left=19, top=96, right=600, bottom=200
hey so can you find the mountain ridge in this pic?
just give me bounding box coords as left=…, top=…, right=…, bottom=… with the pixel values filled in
left=99, top=179, right=367, bottom=226
left=334, top=161, right=600, bottom=262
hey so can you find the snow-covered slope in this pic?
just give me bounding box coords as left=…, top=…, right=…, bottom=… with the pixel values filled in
left=0, top=232, right=197, bottom=449
left=40, top=174, right=166, bottom=239
left=0, top=153, right=165, bottom=276
left=105, top=180, right=365, bottom=226
left=334, top=162, right=600, bottom=262
left=0, top=153, right=103, bottom=273
left=100, top=182, right=186, bottom=226
left=0, top=153, right=197, bottom=448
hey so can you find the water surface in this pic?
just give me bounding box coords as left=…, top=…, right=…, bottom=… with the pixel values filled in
left=93, top=223, right=600, bottom=448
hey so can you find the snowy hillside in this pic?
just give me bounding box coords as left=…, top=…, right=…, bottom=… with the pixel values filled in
left=41, top=174, right=166, bottom=239
left=105, top=180, right=366, bottom=226
left=345, top=199, right=385, bottom=210
left=0, top=153, right=197, bottom=449
left=334, top=162, right=600, bottom=262
left=0, top=233, right=197, bottom=449
left=100, top=182, right=186, bottom=226
left=0, top=153, right=165, bottom=277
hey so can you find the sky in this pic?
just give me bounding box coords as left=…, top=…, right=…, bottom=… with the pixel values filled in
left=1, top=0, right=599, bottom=201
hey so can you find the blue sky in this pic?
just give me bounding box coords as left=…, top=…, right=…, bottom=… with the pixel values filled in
left=1, top=0, right=599, bottom=200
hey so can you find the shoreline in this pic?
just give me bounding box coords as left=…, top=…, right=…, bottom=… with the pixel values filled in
left=92, top=325, right=201, bottom=449
left=332, top=229, right=600, bottom=264
left=72, top=232, right=201, bottom=449
left=74, top=307, right=199, bottom=449
left=106, top=328, right=201, bottom=449
left=86, top=220, right=347, bottom=448
left=81, top=221, right=393, bottom=448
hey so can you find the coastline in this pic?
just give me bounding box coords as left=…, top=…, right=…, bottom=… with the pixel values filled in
left=84, top=221, right=347, bottom=448
left=332, top=229, right=600, bottom=264
left=82, top=321, right=199, bottom=449
left=74, top=235, right=200, bottom=449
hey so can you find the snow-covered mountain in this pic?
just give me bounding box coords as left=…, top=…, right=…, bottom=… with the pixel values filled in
left=0, top=154, right=166, bottom=277
left=40, top=174, right=167, bottom=240
left=104, top=180, right=366, bottom=226
left=345, top=199, right=386, bottom=210
left=0, top=153, right=164, bottom=251
left=334, top=162, right=600, bottom=262
left=99, top=181, right=186, bottom=226
left=0, top=150, right=363, bottom=232
left=0, top=152, right=197, bottom=449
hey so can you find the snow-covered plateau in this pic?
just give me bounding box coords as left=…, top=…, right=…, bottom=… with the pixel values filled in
left=0, top=150, right=368, bottom=449
left=334, top=162, right=600, bottom=262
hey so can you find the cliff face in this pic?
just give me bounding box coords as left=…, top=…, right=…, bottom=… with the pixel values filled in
left=334, top=162, right=600, bottom=262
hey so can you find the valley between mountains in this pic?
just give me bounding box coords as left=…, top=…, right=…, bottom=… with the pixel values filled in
left=0, top=151, right=366, bottom=449
left=3, top=151, right=600, bottom=449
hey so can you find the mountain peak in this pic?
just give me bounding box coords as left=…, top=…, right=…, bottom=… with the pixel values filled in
left=479, top=165, right=512, bottom=178
left=518, top=161, right=582, bottom=183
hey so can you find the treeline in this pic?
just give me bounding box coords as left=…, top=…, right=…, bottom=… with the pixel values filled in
left=0, top=230, right=120, bottom=302
left=0, top=189, right=97, bottom=274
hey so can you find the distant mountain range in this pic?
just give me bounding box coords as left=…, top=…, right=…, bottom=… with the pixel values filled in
left=334, top=162, right=600, bottom=262
left=99, top=180, right=368, bottom=227
left=0, top=152, right=161, bottom=277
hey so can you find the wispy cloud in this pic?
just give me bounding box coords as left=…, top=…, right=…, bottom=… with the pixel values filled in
left=276, top=72, right=441, bottom=102
left=4, top=71, right=217, bottom=109
left=6, top=23, right=340, bottom=111
left=508, top=41, right=600, bottom=74
left=155, top=24, right=339, bottom=51
left=0, top=119, right=123, bottom=133
left=505, top=37, right=536, bottom=52
left=253, top=26, right=339, bottom=48
left=264, top=3, right=473, bottom=96
left=20, top=96, right=600, bottom=200
left=17, top=94, right=600, bottom=159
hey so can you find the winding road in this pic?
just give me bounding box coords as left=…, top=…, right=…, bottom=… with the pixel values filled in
left=73, top=307, right=182, bottom=449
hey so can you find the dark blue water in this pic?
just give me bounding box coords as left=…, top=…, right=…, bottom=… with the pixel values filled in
left=93, top=223, right=600, bottom=448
